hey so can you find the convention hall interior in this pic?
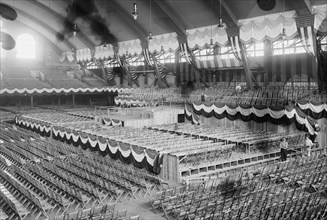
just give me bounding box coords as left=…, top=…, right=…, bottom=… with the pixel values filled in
left=0, top=0, right=327, bottom=219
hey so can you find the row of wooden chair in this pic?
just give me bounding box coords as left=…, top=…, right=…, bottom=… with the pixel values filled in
left=151, top=154, right=327, bottom=220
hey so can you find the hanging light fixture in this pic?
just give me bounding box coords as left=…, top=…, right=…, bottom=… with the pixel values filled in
left=209, top=0, right=214, bottom=49
left=209, top=38, right=214, bottom=48
left=72, top=23, right=77, bottom=36
left=160, top=45, right=164, bottom=54
left=148, top=0, right=153, bottom=41
left=132, top=1, right=139, bottom=20
left=148, top=32, right=153, bottom=40
left=218, top=0, right=226, bottom=29
left=72, top=1, right=78, bottom=36
left=281, top=27, right=286, bottom=39
left=281, top=0, right=286, bottom=40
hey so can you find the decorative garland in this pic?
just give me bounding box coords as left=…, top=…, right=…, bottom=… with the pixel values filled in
left=0, top=87, right=133, bottom=95
left=188, top=102, right=315, bottom=133
left=297, top=101, right=327, bottom=119
left=15, top=116, right=162, bottom=174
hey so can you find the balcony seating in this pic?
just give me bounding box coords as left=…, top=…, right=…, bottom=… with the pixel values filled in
left=114, top=83, right=324, bottom=107
left=4, top=78, right=52, bottom=90
left=82, top=77, right=107, bottom=87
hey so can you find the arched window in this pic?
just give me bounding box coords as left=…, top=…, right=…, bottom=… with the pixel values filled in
left=16, top=33, right=36, bottom=59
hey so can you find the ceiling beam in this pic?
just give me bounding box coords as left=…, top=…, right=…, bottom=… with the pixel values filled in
left=220, top=0, right=239, bottom=27
left=14, top=8, right=74, bottom=50
left=108, top=1, right=148, bottom=43
left=303, top=0, right=313, bottom=14
left=26, top=0, right=95, bottom=49
left=12, top=19, right=64, bottom=55
left=152, top=0, right=186, bottom=36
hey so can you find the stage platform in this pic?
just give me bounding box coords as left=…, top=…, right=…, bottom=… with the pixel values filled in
left=97, top=106, right=184, bottom=128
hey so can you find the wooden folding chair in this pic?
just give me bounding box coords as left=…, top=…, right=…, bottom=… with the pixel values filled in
left=116, top=209, right=127, bottom=220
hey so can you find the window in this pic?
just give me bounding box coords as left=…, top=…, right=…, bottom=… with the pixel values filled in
left=219, top=46, right=232, bottom=59
left=87, top=61, right=98, bottom=69
left=272, top=39, right=306, bottom=55
left=321, top=37, right=327, bottom=51
left=104, top=59, right=119, bottom=68
left=193, top=48, right=214, bottom=61
left=16, top=33, right=36, bottom=59
left=127, top=56, right=144, bottom=66
left=246, top=43, right=264, bottom=57
left=156, top=51, right=175, bottom=64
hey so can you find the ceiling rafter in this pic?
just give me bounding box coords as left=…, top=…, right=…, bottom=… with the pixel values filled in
left=12, top=19, right=64, bottom=55
left=25, top=0, right=95, bottom=49
left=303, top=0, right=313, bottom=14
left=220, top=0, right=239, bottom=27
left=13, top=8, right=75, bottom=50
left=200, top=0, right=238, bottom=28
left=152, top=0, right=186, bottom=36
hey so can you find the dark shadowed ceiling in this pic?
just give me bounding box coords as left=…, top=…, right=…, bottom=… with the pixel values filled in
left=1, top=0, right=326, bottom=53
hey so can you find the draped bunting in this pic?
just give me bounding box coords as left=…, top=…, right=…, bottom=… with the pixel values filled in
left=148, top=32, right=179, bottom=53
left=185, top=104, right=200, bottom=125
left=239, top=11, right=298, bottom=43
left=190, top=102, right=315, bottom=133
left=180, top=43, right=192, bottom=64
left=194, top=55, right=242, bottom=69
left=143, top=48, right=153, bottom=67
left=186, top=25, right=228, bottom=49
left=296, top=14, right=315, bottom=56
left=94, top=44, right=115, bottom=60
left=297, top=101, right=327, bottom=119
left=15, top=117, right=52, bottom=136
left=313, top=4, right=327, bottom=34
left=76, top=48, right=92, bottom=62
left=15, top=116, right=161, bottom=174
left=106, top=68, right=115, bottom=81
left=118, top=39, right=142, bottom=56
left=0, top=87, right=132, bottom=95
left=299, top=26, right=315, bottom=55
left=115, top=98, right=148, bottom=107
left=102, top=118, right=123, bottom=126
left=229, top=36, right=242, bottom=61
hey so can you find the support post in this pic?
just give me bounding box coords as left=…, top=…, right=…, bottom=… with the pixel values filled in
left=72, top=94, right=75, bottom=106
left=30, top=95, right=34, bottom=107
left=239, top=43, right=254, bottom=90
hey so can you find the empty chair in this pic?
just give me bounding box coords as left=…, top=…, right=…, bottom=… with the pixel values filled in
left=116, top=209, right=127, bottom=220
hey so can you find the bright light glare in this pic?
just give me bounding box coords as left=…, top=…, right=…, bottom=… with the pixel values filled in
left=16, top=33, right=36, bottom=59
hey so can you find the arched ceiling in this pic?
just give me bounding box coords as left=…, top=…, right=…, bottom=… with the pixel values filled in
left=1, top=0, right=325, bottom=54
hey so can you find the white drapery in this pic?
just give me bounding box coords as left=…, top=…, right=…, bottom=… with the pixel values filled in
left=76, top=48, right=92, bottom=62
left=313, top=4, right=327, bottom=34
left=186, top=25, right=228, bottom=49
left=239, top=11, right=298, bottom=43
left=148, top=32, right=179, bottom=53
left=94, top=44, right=115, bottom=60
left=0, top=87, right=133, bottom=95
left=118, top=39, right=142, bottom=56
